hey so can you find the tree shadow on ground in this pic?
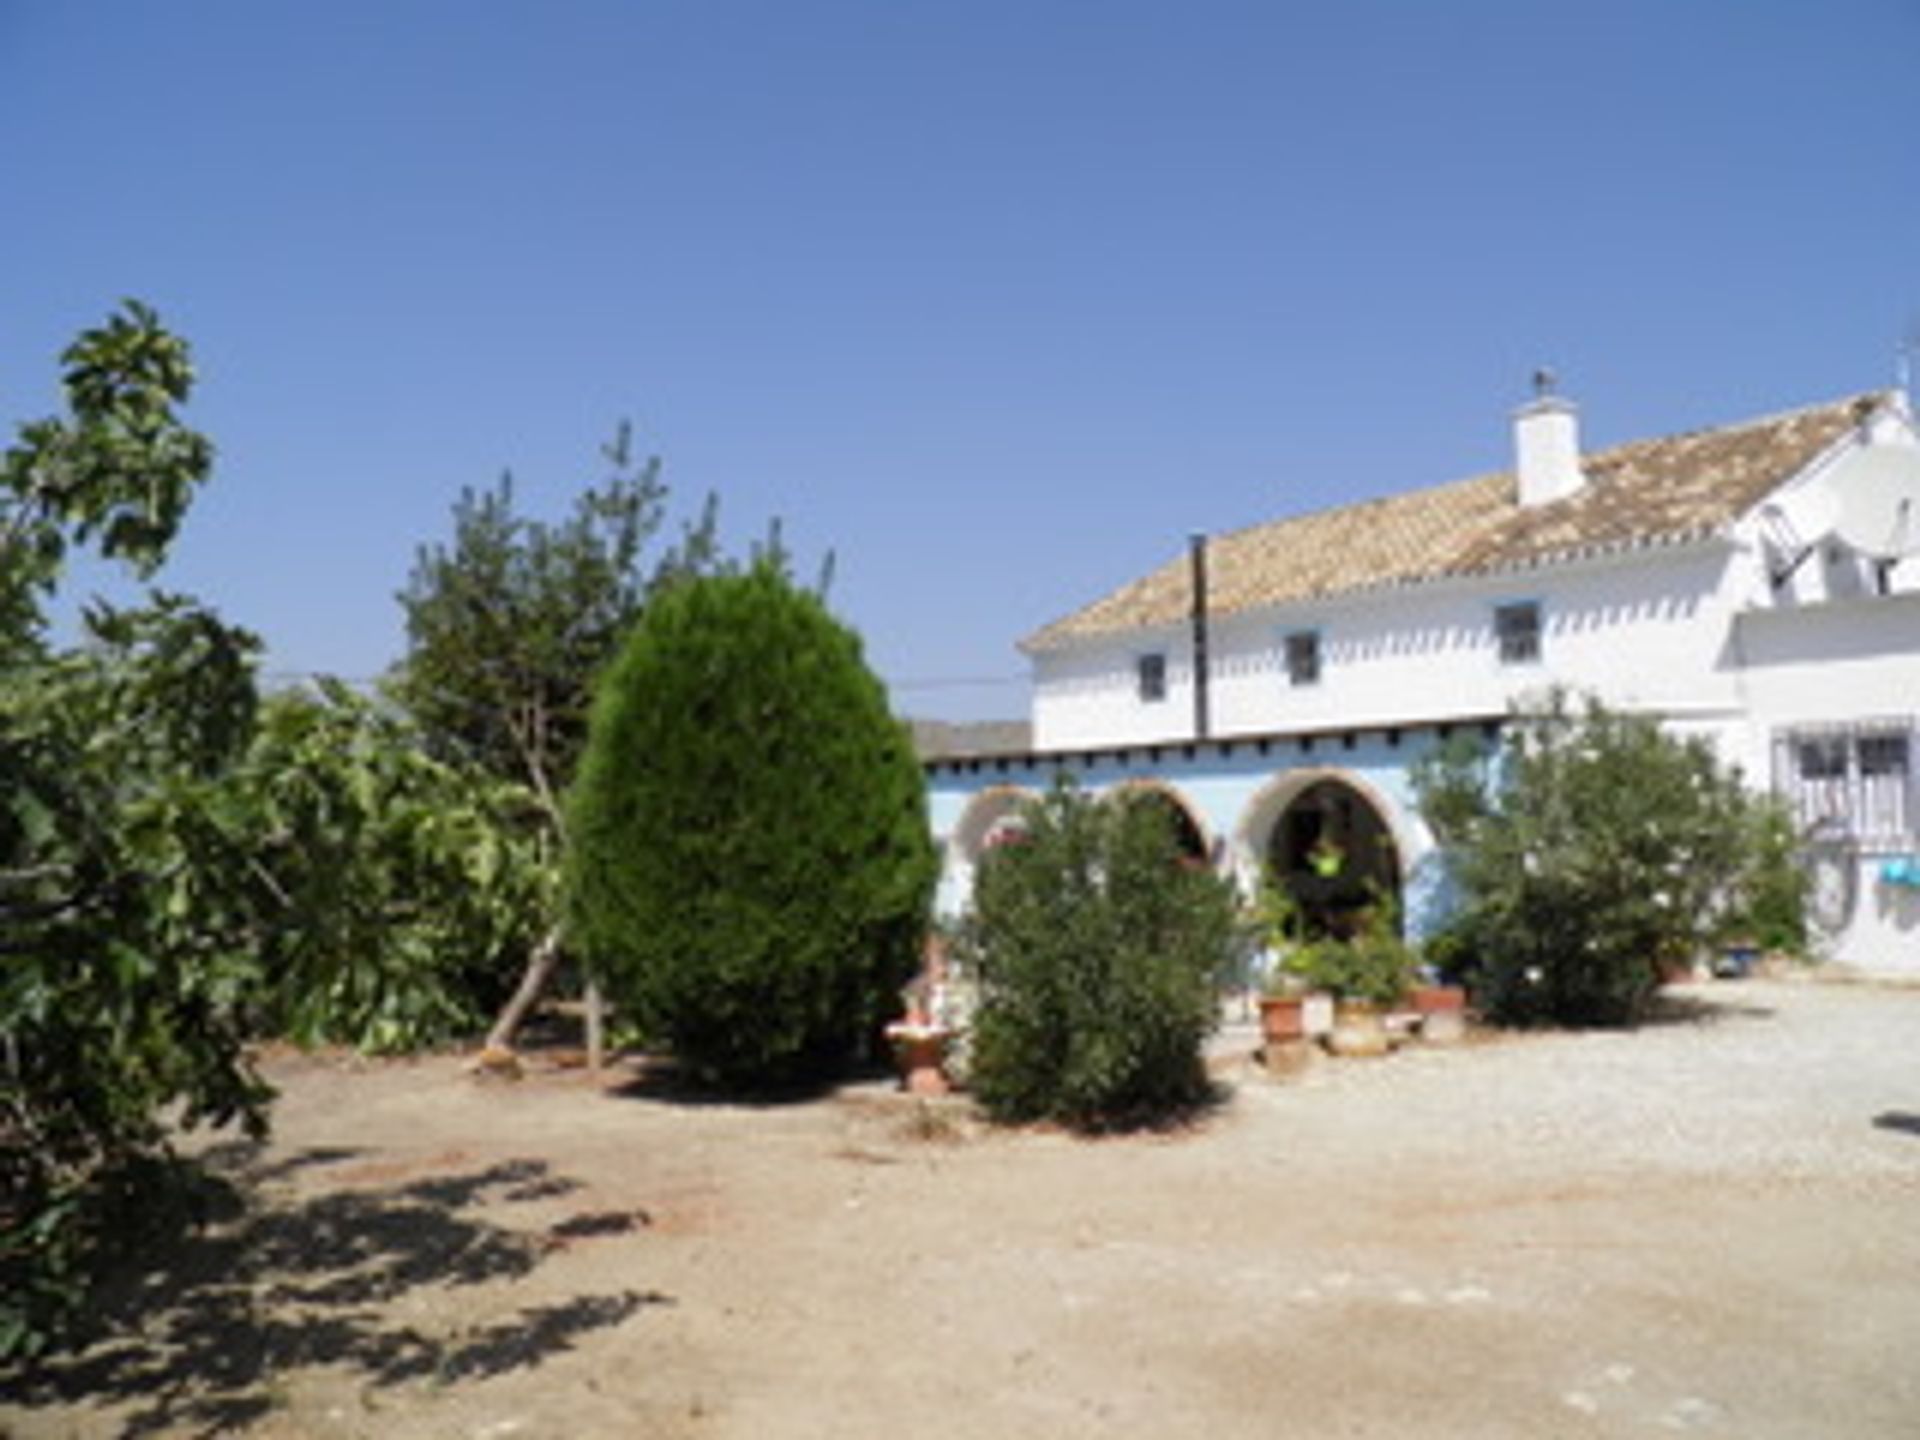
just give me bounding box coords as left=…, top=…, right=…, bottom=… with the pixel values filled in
left=1639, top=990, right=1778, bottom=1027
left=5, top=1152, right=667, bottom=1437
left=607, top=1049, right=896, bottom=1109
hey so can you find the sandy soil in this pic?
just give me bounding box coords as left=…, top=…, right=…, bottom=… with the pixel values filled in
left=5, top=977, right=1919, bottom=1439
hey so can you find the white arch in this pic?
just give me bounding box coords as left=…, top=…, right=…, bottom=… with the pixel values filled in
left=951, top=784, right=1041, bottom=866
left=1229, top=765, right=1428, bottom=893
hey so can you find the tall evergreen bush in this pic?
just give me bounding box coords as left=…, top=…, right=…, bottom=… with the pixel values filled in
left=956, top=779, right=1239, bottom=1130
left=565, top=562, right=934, bottom=1087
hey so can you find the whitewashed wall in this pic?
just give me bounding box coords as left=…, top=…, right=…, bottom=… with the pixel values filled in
left=1030, top=545, right=1746, bottom=752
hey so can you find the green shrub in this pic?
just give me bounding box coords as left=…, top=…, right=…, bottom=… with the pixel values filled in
left=1282, top=920, right=1417, bottom=1008
left=1716, top=800, right=1810, bottom=956
left=956, top=778, right=1239, bottom=1130
left=564, top=562, right=935, bottom=1088
left=1414, top=691, right=1784, bottom=1027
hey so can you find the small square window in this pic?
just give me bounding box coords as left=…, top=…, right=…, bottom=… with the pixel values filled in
left=1284, top=630, right=1320, bottom=687
left=1136, top=652, right=1167, bottom=703
left=1494, top=602, right=1541, bottom=665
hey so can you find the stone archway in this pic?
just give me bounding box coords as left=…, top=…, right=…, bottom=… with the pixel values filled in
left=1235, top=769, right=1406, bottom=939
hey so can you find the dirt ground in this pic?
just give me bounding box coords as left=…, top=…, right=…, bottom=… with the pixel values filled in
left=5, top=977, right=1919, bottom=1439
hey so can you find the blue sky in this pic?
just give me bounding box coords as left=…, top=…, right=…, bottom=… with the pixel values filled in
left=4, top=1, right=1916, bottom=720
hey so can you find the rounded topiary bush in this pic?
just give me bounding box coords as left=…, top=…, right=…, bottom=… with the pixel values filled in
left=955, top=778, right=1240, bottom=1130
left=564, top=562, right=935, bottom=1088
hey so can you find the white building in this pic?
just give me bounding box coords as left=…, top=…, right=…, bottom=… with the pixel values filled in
left=924, top=384, right=1920, bottom=973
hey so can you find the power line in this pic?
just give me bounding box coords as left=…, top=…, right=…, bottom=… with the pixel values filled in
left=888, top=673, right=1028, bottom=692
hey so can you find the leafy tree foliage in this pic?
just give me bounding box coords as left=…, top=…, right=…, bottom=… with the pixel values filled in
left=565, top=561, right=935, bottom=1088
left=391, top=431, right=721, bottom=1049
left=1, top=301, right=213, bottom=654
left=955, top=779, right=1240, bottom=1130
left=2, top=305, right=265, bottom=1356
left=1413, top=691, right=1802, bottom=1026
left=235, top=683, right=549, bottom=1053
left=3, top=306, right=554, bottom=1358
left=392, top=429, right=715, bottom=824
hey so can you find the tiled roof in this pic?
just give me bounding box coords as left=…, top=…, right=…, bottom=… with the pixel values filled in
left=1022, top=392, right=1888, bottom=652
left=910, top=717, right=1034, bottom=761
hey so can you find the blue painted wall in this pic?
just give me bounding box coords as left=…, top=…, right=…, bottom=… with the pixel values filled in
left=925, top=724, right=1481, bottom=942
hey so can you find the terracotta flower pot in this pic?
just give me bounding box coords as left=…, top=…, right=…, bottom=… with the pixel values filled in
left=1410, top=984, right=1466, bottom=1016
left=1327, top=1000, right=1391, bottom=1057
left=1258, top=995, right=1307, bottom=1045
left=885, top=1023, right=951, bottom=1096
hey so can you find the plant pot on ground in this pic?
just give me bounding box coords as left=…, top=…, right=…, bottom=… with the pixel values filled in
left=1258, top=992, right=1308, bottom=1045
left=1285, top=927, right=1416, bottom=1058
left=1327, top=999, right=1392, bottom=1057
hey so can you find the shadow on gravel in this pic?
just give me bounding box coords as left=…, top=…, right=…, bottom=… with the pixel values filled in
left=6, top=1153, right=666, bottom=1436
left=1871, top=1110, right=1920, bottom=1139
left=607, top=1051, right=897, bottom=1109
left=1640, top=991, right=1777, bottom=1027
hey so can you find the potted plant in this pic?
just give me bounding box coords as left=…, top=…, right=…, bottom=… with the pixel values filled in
left=1288, top=908, right=1416, bottom=1057
left=1252, top=878, right=1316, bottom=1046
left=884, top=931, right=959, bottom=1095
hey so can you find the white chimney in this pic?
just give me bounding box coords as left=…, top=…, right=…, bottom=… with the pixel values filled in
left=1513, top=382, right=1585, bottom=507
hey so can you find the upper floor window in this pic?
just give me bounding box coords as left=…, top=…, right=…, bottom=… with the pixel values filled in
left=1284, top=630, right=1321, bottom=687
left=1776, top=721, right=1915, bottom=845
left=1494, top=601, right=1542, bottom=665
left=1136, top=651, right=1168, bottom=704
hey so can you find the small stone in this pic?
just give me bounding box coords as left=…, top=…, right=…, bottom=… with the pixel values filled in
left=1661, top=1397, right=1723, bottom=1429
left=1562, top=1390, right=1600, bottom=1415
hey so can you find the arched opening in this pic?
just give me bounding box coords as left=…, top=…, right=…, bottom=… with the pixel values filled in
left=1109, top=781, right=1211, bottom=866
left=1257, top=776, right=1403, bottom=940
left=952, top=786, right=1038, bottom=866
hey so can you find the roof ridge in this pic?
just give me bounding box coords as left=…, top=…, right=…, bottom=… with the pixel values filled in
left=1588, top=388, right=1889, bottom=460
left=1022, top=388, right=1887, bottom=653
left=1230, top=389, right=1890, bottom=537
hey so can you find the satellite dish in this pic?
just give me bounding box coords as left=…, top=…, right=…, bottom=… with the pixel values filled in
left=1825, top=446, right=1920, bottom=559
left=1760, top=485, right=1837, bottom=547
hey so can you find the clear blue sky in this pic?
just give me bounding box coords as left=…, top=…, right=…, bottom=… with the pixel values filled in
left=4, top=1, right=1916, bottom=720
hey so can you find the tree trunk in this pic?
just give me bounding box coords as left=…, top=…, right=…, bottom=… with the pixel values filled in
left=484, top=925, right=563, bottom=1054
left=584, top=978, right=606, bottom=1072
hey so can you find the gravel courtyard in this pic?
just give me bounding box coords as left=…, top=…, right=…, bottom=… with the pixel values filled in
left=6, top=976, right=1918, bottom=1439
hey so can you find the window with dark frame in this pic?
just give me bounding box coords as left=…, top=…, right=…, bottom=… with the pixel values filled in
left=1494, top=601, right=1542, bottom=664
left=1777, top=722, right=1917, bottom=845
left=1136, top=651, right=1167, bottom=704
left=1284, top=630, right=1320, bottom=687
left=1859, top=733, right=1910, bottom=778
left=1797, top=736, right=1849, bottom=780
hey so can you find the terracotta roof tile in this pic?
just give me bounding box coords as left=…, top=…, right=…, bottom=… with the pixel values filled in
left=1022, top=392, right=1885, bottom=651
